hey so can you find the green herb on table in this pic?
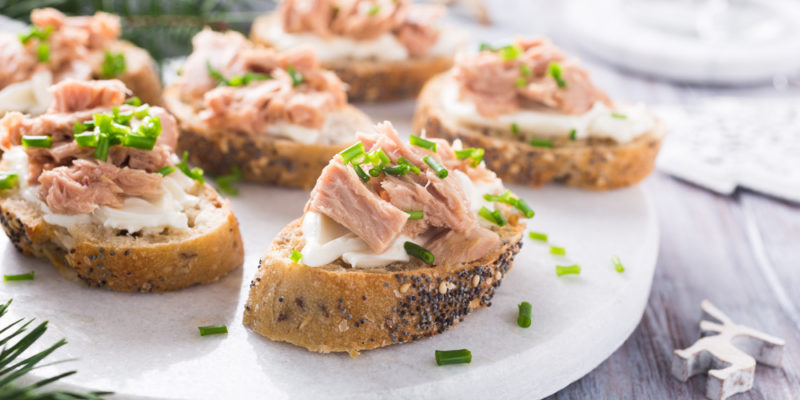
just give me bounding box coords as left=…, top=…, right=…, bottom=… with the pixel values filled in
left=517, top=301, right=532, bottom=328
left=4, top=272, right=34, bottom=281
left=550, top=246, right=566, bottom=256
left=198, top=325, right=228, bottom=336
left=611, top=113, right=627, bottom=119
left=215, top=166, right=243, bottom=196
left=435, top=349, right=471, bottom=365
left=612, top=255, right=625, bottom=273
left=528, top=231, right=548, bottom=241
left=556, top=264, right=581, bottom=276
left=529, top=138, right=553, bottom=148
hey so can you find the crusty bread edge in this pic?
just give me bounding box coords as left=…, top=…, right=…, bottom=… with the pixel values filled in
left=413, top=74, right=666, bottom=190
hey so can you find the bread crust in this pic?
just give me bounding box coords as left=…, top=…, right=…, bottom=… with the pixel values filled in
left=243, top=216, right=525, bottom=355
left=413, top=75, right=665, bottom=190
left=107, top=40, right=163, bottom=106
left=0, top=185, right=243, bottom=292
left=164, top=85, right=371, bottom=189
left=250, top=12, right=455, bottom=103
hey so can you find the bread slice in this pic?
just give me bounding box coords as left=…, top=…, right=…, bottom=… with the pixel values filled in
left=250, top=12, right=455, bottom=103
left=109, top=40, right=163, bottom=106
left=163, top=85, right=373, bottom=189
left=0, top=184, right=243, bottom=292
left=243, top=215, right=525, bottom=356
left=413, top=75, right=666, bottom=190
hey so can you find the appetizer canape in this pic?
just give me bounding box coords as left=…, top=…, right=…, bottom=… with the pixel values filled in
left=250, top=0, right=466, bottom=102
left=413, top=38, right=665, bottom=189
left=0, top=80, right=243, bottom=292
left=244, top=122, right=531, bottom=355
left=0, top=8, right=162, bottom=115
left=164, top=29, right=373, bottom=188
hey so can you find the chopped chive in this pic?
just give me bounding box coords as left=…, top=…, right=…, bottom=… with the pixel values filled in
left=510, top=122, right=519, bottom=135
left=528, top=231, right=548, bottom=241
left=529, top=138, right=553, bottom=148
left=548, top=62, right=568, bottom=88
left=491, top=209, right=507, bottom=226
left=550, top=246, right=566, bottom=256
left=227, top=71, right=270, bottom=87
left=454, top=147, right=484, bottom=167
left=483, top=190, right=534, bottom=218
left=121, top=134, right=156, bottom=150
left=176, top=151, right=205, bottom=184
left=516, top=198, right=535, bottom=218
left=406, top=210, right=424, bottom=220
left=368, top=5, right=380, bottom=15
left=289, top=249, right=303, bottom=264
left=124, top=96, right=142, bottom=106
left=74, top=121, right=89, bottom=134
left=569, top=129, right=577, bottom=141
left=0, top=173, right=19, bottom=190
left=100, top=51, right=126, bottom=78
left=515, top=77, right=527, bottom=87
left=398, top=157, right=420, bottom=174
left=423, top=155, right=448, bottom=179
left=612, top=255, right=625, bottom=273
left=517, top=301, right=532, bottom=328
left=3, top=272, right=34, bottom=281
left=19, top=25, right=53, bottom=44
left=404, top=241, right=434, bottom=264
left=287, top=65, right=304, bottom=87
left=138, top=115, right=161, bottom=138
left=156, top=165, right=175, bottom=176
left=198, top=325, right=227, bottom=336
left=479, top=42, right=494, bottom=52
left=478, top=206, right=506, bottom=226
left=556, top=264, right=581, bottom=276
left=74, top=132, right=98, bottom=147
left=21, top=135, right=52, bottom=148
left=409, top=135, right=437, bottom=152
left=500, top=44, right=523, bottom=61
left=216, top=166, right=243, bottom=195
left=520, top=64, right=532, bottom=77
left=93, top=134, right=110, bottom=161
left=36, top=43, right=49, bottom=62
left=339, top=142, right=365, bottom=164
left=383, top=164, right=410, bottom=176
left=611, top=113, right=627, bottom=119
left=435, top=349, right=471, bottom=365
left=206, top=60, right=228, bottom=86
left=353, top=163, right=370, bottom=182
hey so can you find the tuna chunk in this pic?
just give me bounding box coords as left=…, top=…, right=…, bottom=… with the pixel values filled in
left=48, top=79, right=127, bottom=113
left=393, top=5, right=444, bottom=58
left=37, top=159, right=162, bottom=214
left=0, top=36, right=38, bottom=89
left=178, top=29, right=251, bottom=101
left=424, top=227, right=499, bottom=265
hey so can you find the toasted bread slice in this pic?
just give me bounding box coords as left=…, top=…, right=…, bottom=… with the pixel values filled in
left=164, top=85, right=373, bottom=189
left=109, top=40, right=163, bottom=106
left=243, top=215, right=525, bottom=356
left=413, top=75, right=666, bottom=190
left=250, top=12, right=455, bottom=103
left=0, top=184, right=243, bottom=292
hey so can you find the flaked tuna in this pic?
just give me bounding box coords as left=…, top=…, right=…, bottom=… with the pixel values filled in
left=48, top=79, right=127, bottom=113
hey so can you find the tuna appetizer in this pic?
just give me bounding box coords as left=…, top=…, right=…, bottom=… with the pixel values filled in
left=164, top=29, right=373, bottom=189
left=0, top=80, right=243, bottom=292
left=0, top=8, right=162, bottom=115
left=244, top=121, right=531, bottom=355
left=413, top=38, right=665, bottom=190
left=250, top=0, right=467, bottom=102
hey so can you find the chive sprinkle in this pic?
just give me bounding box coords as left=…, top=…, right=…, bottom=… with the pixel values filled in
left=398, top=157, right=420, bottom=174
left=383, top=164, right=410, bottom=176
left=479, top=42, right=494, bottom=51
left=409, top=135, right=437, bottom=152
left=483, top=190, right=534, bottom=218
left=93, top=134, right=110, bottom=161
left=423, top=155, right=448, bottom=179
left=569, top=129, right=577, bottom=141
left=556, top=264, right=581, bottom=276
left=176, top=151, right=205, bottom=184
left=156, top=165, right=175, bottom=176
left=0, top=173, right=19, bottom=190
left=101, top=51, right=126, bottom=78
left=36, top=43, right=49, bottom=63
left=454, top=147, right=484, bottom=167
left=548, top=62, right=568, bottom=88
left=3, top=272, right=34, bottom=281
left=435, top=349, right=471, bottom=366
left=528, top=231, right=548, bottom=241
left=515, top=77, right=527, bottom=87
left=287, top=65, right=304, bottom=87
left=216, top=166, right=244, bottom=195
left=339, top=142, right=365, bottom=164
left=550, top=246, right=566, bottom=256
left=19, top=25, right=53, bottom=44
left=198, top=325, right=227, bottom=336
left=517, top=301, right=532, bottom=328
left=206, top=60, right=229, bottom=86
left=510, top=122, right=519, bottom=135
left=520, top=64, right=532, bottom=77
left=368, top=5, right=380, bottom=15
left=529, top=138, right=553, bottom=148
left=21, top=135, right=52, bottom=148
left=353, top=163, right=370, bottom=183
left=500, top=44, right=523, bottom=61
left=406, top=210, right=424, bottom=220
left=289, top=249, right=303, bottom=264
left=611, top=113, right=627, bottom=119
left=124, top=96, right=142, bottom=106
left=478, top=206, right=506, bottom=226
left=612, top=255, right=625, bottom=273
left=404, top=241, right=434, bottom=264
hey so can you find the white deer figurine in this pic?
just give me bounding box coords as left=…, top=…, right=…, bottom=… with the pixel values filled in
left=671, top=300, right=785, bottom=400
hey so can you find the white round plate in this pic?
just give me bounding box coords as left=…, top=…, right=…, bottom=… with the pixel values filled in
left=1, top=180, right=658, bottom=399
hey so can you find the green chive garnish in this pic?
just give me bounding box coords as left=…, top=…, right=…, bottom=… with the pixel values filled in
left=404, top=241, right=434, bottom=264
left=529, top=138, right=553, bottom=148
left=511, top=122, right=519, bottom=135
left=93, top=134, right=110, bottom=161
left=198, top=325, right=227, bottom=336
left=569, top=129, right=577, bottom=141
left=515, top=77, right=527, bottom=87
left=74, top=132, right=98, bottom=147
left=611, top=113, right=627, bottom=119
left=289, top=249, right=303, bottom=264
left=21, top=135, right=52, bottom=148
left=124, top=96, right=142, bottom=106
left=612, top=255, right=624, bottom=273
left=176, top=151, right=205, bottom=184
left=528, top=231, right=547, bottom=241
left=517, top=301, right=532, bottom=328
left=287, top=65, right=304, bottom=87
left=500, top=44, right=523, bottom=61
left=550, top=246, right=566, bottom=256
left=121, top=134, right=156, bottom=150
left=409, top=135, right=437, bottom=152
left=423, top=155, right=448, bottom=178
left=227, top=71, right=270, bottom=87
left=520, top=64, right=532, bottom=77
left=479, top=42, right=494, bottom=52
left=368, top=5, right=380, bottom=15
left=138, top=115, right=161, bottom=138
left=478, top=206, right=506, bottom=226
left=3, top=272, right=34, bottom=281
left=483, top=190, right=534, bottom=218
left=398, top=157, right=420, bottom=174
left=353, top=163, right=370, bottom=183
left=0, top=173, right=19, bottom=190
left=157, top=165, right=175, bottom=176
left=556, top=264, right=581, bottom=276
left=206, top=61, right=229, bottom=86
left=435, top=349, right=471, bottom=366
left=454, top=148, right=484, bottom=167
left=383, top=164, right=410, bottom=176
left=216, top=166, right=243, bottom=196
left=548, top=62, right=568, bottom=88
left=36, top=43, right=49, bottom=63
left=19, top=25, right=53, bottom=44
left=406, top=210, right=424, bottom=220
left=100, top=51, right=126, bottom=78
left=339, top=142, right=365, bottom=164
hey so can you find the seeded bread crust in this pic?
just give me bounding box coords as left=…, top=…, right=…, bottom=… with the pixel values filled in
left=0, top=184, right=243, bottom=292
left=107, top=40, right=163, bottom=106
left=163, top=85, right=372, bottom=189
left=243, top=215, right=525, bottom=356
left=250, top=12, right=455, bottom=103
left=413, top=74, right=666, bottom=190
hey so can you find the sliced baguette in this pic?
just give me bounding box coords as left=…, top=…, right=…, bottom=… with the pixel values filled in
left=108, top=40, right=163, bottom=106
left=0, top=184, right=243, bottom=292
left=243, top=215, right=525, bottom=356
left=164, top=85, right=373, bottom=189
left=413, top=74, right=666, bottom=190
left=250, top=12, right=455, bottom=103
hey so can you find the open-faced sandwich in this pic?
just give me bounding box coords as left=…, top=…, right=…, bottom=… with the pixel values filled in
left=244, top=122, right=532, bottom=355
left=250, top=0, right=466, bottom=102
left=414, top=38, right=665, bottom=190
left=0, top=8, right=162, bottom=115
left=0, top=79, right=243, bottom=292
left=164, top=29, right=373, bottom=188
